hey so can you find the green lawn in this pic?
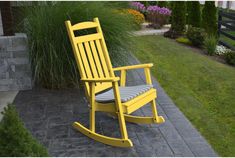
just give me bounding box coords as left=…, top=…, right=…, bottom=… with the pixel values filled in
left=131, top=35, right=235, bottom=156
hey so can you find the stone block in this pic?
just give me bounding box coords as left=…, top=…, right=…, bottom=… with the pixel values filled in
left=0, top=64, right=8, bottom=73
left=0, top=52, right=12, bottom=58
left=0, top=36, right=11, bottom=52
left=15, top=64, right=31, bottom=72
left=9, top=70, right=31, bottom=79
left=0, top=79, right=14, bottom=85
left=12, top=50, right=28, bottom=58
left=7, top=58, right=29, bottom=65
left=0, top=73, right=6, bottom=79
left=9, top=35, right=28, bottom=51
left=0, top=85, right=9, bottom=91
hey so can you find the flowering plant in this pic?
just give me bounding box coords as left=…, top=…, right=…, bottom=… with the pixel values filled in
left=215, top=45, right=231, bottom=55
left=146, top=6, right=171, bottom=16
left=146, top=5, right=171, bottom=28
left=130, top=2, right=146, bottom=13
left=125, top=9, right=145, bottom=26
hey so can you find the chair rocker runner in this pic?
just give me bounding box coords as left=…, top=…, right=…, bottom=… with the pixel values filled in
left=65, top=17, right=165, bottom=147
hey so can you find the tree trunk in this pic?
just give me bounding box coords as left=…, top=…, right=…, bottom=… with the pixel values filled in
left=0, top=1, right=14, bottom=36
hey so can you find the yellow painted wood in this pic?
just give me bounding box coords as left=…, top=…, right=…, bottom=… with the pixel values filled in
left=65, top=21, right=85, bottom=78
left=89, top=40, right=104, bottom=78
left=144, top=68, right=152, bottom=84
left=81, top=77, right=119, bottom=82
left=123, top=88, right=156, bottom=106
left=81, top=77, right=117, bottom=95
left=73, top=122, right=133, bottom=147
left=95, top=102, right=116, bottom=113
left=94, top=18, right=114, bottom=77
left=108, top=113, right=159, bottom=124
left=113, top=81, right=128, bottom=139
left=78, top=43, right=92, bottom=78
left=89, top=82, right=96, bottom=132
left=84, top=42, right=99, bottom=78
left=150, top=99, right=165, bottom=124
left=113, top=63, right=153, bottom=71
left=95, top=39, right=110, bottom=77
left=126, top=90, right=156, bottom=114
left=75, top=33, right=102, bottom=43
left=124, top=115, right=154, bottom=124
left=89, top=40, right=104, bottom=90
left=120, top=70, right=126, bottom=86
left=72, top=21, right=98, bottom=30
left=65, top=18, right=165, bottom=147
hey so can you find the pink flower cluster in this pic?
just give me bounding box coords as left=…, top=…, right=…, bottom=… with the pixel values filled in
left=147, top=5, right=172, bottom=16
left=130, top=2, right=146, bottom=12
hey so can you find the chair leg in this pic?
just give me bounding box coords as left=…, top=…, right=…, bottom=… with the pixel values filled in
left=113, top=82, right=129, bottom=139
left=151, top=99, right=165, bottom=124
left=89, top=82, right=96, bottom=132
left=89, top=108, right=95, bottom=132
left=117, top=109, right=128, bottom=139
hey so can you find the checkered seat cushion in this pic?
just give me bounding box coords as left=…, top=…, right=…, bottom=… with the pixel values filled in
left=96, top=85, right=153, bottom=103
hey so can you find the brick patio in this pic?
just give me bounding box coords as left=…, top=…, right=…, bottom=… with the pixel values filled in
left=13, top=55, right=218, bottom=156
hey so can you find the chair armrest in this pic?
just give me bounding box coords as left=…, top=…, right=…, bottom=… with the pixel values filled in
left=113, top=63, right=153, bottom=86
left=113, top=63, right=153, bottom=71
left=81, top=77, right=120, bottom=83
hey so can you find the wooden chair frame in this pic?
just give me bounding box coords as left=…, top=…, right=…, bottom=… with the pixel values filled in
left=65, top=17, right=165, bottom=147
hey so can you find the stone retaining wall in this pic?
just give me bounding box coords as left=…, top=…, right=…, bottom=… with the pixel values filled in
left=0, top=33, right=32, bottom=91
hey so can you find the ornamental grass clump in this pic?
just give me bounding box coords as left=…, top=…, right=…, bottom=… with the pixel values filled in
left=23, top=2, right=135, bottom=89
left=204, top=35, right=218, bottom=55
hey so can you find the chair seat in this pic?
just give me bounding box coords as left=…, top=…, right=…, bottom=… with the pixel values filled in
left=96, top=85, right=153, bottom=103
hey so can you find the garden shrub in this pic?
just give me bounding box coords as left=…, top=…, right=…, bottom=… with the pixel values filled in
left=202, top=1, right=217, bottom=35
left=225, top=51, right=235, bottom=65
left=23, top=2, right=136, bottom=89
left=0, top=104, right=48, bottom=156
left=187, top=26, right=207, bottom=47
left=124, top=9, right=145, bottom=28
left=176, top=37, right=192, bottom=46
left=204, top=35, right=218, bottom=55
left=187, top=1, right=201, bottom=27
left=164, top=1, right=186, bottom=38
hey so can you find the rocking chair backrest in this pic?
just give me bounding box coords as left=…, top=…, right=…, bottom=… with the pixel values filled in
left=65, top=18, right=114, bottom=95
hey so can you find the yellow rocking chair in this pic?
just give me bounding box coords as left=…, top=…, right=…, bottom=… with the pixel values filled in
left=65, top=17, right=165, bottom=147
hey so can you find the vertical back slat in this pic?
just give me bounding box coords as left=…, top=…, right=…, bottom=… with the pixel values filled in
left=95, top=39, right=110, bottom=78
left=65, top=21, right=86, bottom=79
left=90, top=40, right=104, bottom=78
left=94, top=18, right=114, bottom=77
left=78, top=43, right=93, bottom=78
left=84, top=41, right=99, bottom=78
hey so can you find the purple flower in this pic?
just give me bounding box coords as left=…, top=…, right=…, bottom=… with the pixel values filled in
left=130, top=2, right=146, bottom=12
left=146, top=5, right=171, bottom=16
